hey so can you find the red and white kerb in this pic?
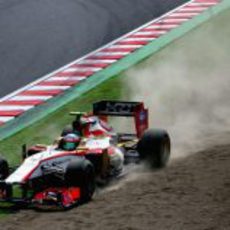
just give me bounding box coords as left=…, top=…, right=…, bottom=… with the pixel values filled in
left=0, top=0, right=220, bottom=126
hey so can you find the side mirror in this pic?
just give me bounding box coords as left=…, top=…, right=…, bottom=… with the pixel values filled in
left=22, top=144, right=27, bottom=160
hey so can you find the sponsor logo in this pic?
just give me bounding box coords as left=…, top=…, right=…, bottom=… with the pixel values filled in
left=105, top=102, right=134, bottom=114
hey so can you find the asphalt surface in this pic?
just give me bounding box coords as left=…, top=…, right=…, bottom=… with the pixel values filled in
left=0, top=0, right=188, bottom=98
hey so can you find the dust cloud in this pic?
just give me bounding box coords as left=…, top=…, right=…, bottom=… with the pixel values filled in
left=98, top=164, right=148, bottom=193
left=123, top=23, right=230, bottom=160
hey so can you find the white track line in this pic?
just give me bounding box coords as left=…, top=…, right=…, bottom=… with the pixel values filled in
left=110, top=44, right=143, bottom=49
left=162, top=18, right=189, bottom=23
left=135, top=31, right=167, bottom=35
left=79, top=59, right=117, bottom=64
left=44, top=76, right=84, bottom=81
left=0, top=117, right=15, bottom=122
left=147, top=24, right=178, bottom=29
left=123, top=37, right=156, bottom=42
left=179, top=7, right=208, bottom=12
left=170, top=12, right=200, bottom=17
left=93, top=52, right=130, bottom=56
left=11, top=95, right=52, bottom=101
left=62, top=67, right=101, bottom=72
left=190, top=2, right=217, bottom=6
left=0, top=105, right=34, bottom=111
left=29, top=85, right=70, bottom=91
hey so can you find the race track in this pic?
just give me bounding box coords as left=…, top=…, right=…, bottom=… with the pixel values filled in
left=0, top=0, right=188, bottom=98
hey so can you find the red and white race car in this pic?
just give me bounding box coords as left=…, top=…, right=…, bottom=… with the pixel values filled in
left=0, top=100, right=170, bottom=209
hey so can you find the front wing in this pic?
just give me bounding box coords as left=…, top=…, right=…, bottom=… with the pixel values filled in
left=0, top=181, right=81, bottom=209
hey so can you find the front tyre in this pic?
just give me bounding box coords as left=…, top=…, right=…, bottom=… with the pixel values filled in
left=137, top=129, right=171, bottom=168
left=65, top=159, right=96, bottom=203
left=0, top=157, right=12, bottom=198
left=0, top=156, right=9, bottom=180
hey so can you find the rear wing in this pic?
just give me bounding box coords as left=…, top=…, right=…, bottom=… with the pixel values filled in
left=93, top=100, right=148, bottom=138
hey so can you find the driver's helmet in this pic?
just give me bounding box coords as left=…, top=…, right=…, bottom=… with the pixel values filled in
left=62, top=133, right=81, bottom=151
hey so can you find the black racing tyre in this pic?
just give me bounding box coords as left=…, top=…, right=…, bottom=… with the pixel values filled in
left=137, top=129, right=171, bottom=168
left=65, top=158, right=95, bottom=202
left=0, top=156, right=9, bottom=180
left=61, top=125, right=74, bottom=137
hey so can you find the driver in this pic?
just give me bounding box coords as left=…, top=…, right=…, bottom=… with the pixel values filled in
left=58, top=117, right=124, bottom=176
left=58, top=133, right=81, bottom=151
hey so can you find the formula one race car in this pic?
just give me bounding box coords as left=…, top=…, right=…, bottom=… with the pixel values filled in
left=0, top=100, right=170, bottom=209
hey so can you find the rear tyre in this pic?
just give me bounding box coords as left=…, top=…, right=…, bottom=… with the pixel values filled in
left=65, top=158, right=95, bottom=203
left=0, top=157, right=12, bottom=198
left=0, top=157, right=9, bottom=180
left=137, top=129, right=170, bottom=168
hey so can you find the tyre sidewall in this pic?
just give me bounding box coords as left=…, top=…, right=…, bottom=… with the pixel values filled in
left=0, top=157, right=9, bottom=180
left=65, top=158, right=95, bottom=202
left=137, top=129, right=170, bottom=168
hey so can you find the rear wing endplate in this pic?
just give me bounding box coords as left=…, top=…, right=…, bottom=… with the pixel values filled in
left=93, top=100, right=148, bottom=137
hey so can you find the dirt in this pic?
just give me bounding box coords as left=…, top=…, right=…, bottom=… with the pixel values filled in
left=0, top=137, right=229, bottom=230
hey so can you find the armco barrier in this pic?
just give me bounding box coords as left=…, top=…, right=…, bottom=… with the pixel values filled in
left=0, top=0, right=229, bottom=141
